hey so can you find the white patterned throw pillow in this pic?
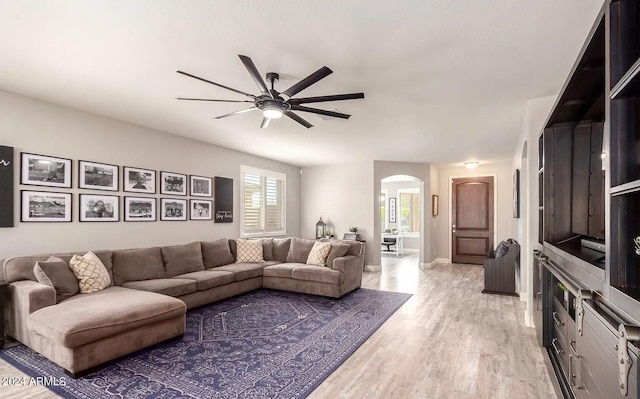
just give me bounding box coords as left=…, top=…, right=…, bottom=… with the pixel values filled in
left=306, top=241, right=332, bottom=266
left=69, top=251, right=111, bottom=293
left=236, top=239, right=264, bottom=263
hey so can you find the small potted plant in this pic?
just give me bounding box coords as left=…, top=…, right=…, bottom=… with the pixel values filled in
left=349, top=227, right=358, bottom=233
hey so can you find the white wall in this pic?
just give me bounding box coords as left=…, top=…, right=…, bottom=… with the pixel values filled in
left=513, top=95, right=557, bottom=327
left=0, top=89, right=301, bottom=259
left=435, top=160, right=515, bottom=260
left=301, top=162, right=374, bottom=264
left=430, top=165, right=440, bottom=260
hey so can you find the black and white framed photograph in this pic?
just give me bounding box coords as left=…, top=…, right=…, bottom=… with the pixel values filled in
left=160, top=171, right=187, bottom=196
left=79, top=194, right=119, bottom=222
left=389, top=197, right=397, bottom=223
left=21, top=152, right=72, bottom=188
left=78, top=160, right=118, bottom=191
left=21, top=190, right=72, bottom=222
left=161, top=198, right=187, bottom=221
left=190, top=199, right=212, bottom=220
left=123, top=166, right=156, bottom=194
left=190, top=175, right=212, bottom=197
left=124, top=196, right=156, bottom=221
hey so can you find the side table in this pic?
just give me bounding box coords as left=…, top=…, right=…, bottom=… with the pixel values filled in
left=0, top=280, right=7, bottom=348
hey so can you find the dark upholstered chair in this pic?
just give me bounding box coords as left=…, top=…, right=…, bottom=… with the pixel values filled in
left=381, top=237, right=396, bottom=252
left=482, top=239, right=520, bottom=296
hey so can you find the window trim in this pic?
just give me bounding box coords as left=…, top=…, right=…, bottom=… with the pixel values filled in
left=240, top=165, right=287, bottom=237
left=397, top=188, right=420, bottom=234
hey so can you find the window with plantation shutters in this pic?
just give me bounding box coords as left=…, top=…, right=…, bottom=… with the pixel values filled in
left=240, top=166, right=286, bottom=236
left=399, top=189, right=420, bottom=233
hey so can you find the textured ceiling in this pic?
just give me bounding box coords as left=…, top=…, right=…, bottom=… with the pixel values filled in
left=0, top=0, right=605, bottom=167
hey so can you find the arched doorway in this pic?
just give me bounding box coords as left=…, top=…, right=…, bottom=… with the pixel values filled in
left=380, top=175, right=423, bottom=266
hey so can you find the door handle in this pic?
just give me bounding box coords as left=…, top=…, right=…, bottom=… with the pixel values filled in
left=536, top=292, right=542, bottom=311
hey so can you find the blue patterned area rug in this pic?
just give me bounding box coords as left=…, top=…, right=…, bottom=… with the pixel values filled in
left=0, top=288, right=411, bottom=399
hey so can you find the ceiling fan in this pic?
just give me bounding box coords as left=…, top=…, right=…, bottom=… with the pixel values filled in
left=176, top=55, right=365, bottom=129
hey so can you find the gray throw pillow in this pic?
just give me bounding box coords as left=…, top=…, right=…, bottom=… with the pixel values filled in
left=161, top=242, right=205, bottom=277
left=272, top=238, right=291, bottom=263
left=33, top=256, right=79, bottom=302
left=326, top=243, right=351, bottom=268
left=287, top=237, right=316, bottom=263
left=202, top=239, right=235, bottom=268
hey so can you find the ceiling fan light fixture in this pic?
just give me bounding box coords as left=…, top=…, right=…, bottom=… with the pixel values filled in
left=262, top=101, right=283, bottom=119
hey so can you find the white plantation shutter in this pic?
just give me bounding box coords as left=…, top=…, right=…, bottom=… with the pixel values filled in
left=241, top=166, right=286, bottom=236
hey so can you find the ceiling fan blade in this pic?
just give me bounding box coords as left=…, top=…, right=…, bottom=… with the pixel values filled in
left=282, top=66, right=333, bottom=98
left=290, top=105, right=351, bottom=119
left=288, top=93, right=365, bottom=105
left=177, top=70, right=256, bottom=99
left=284, top=110, right=313, bottom=128
left=260, top=117, right=271, bottom=129
left=238, top=55, right=272, bottom=98
left=176, top=97, right=253, bottom=103
left=213, top=107, right=257, bottom=119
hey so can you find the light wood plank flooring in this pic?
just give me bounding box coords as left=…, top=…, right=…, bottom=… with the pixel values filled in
left=0, top=255, right=556, bottom=398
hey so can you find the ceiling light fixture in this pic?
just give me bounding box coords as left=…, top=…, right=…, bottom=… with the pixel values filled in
left=262, top=103, right=283, bottom=119
left=464, top=161, right=479, bottom=169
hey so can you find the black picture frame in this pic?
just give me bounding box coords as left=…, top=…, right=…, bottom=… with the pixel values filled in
left=214, top=176, right=233, bottom=223
left=0, top=145, right=14, bottom=227
left=389, top=197, right=397, bottom=223
left=21, top=190, right=72, bottom=222
left=190, top=175, right=212, bottom=197
left=124, top=196, right=157, bottom=222
left=190, top=199, right=212, bottom=220
left=78, top=160, right=119, bottom=191
left=79, top=194, right=119, bottom=222
left=160, top=198, right=187, bottom=221
left=123, top=166, right=156, bottom=194
left=513, top=169, right=520, bottom=218
left=160, top=171, right=187, bottom=196
left=21, top=152, right=72, bottom=188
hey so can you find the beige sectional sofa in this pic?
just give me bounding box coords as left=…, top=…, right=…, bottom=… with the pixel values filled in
left=0, top=237, right=364, bottom=377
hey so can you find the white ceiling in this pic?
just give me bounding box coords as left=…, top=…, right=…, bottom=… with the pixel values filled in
left=0, top=0, right=605, bottom=167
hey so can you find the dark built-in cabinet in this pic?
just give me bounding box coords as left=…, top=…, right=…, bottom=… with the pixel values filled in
left=538, top=2, right=640, bottom=398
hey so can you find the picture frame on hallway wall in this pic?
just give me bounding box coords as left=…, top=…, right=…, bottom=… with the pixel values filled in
left=78, top=160, right=119, bottom=191
left=21, top=152, right=72, bottom=188
left=123, top=166, right=156, bottom=194
left=432, top=194, right=439, bottom=217
left=21, top=190, right=72, bottom=222
left=79, top=194, right=119, bottom=222
left=389, top=197, right=396, bottom=223
left=513, top=169, right=520, bottom=218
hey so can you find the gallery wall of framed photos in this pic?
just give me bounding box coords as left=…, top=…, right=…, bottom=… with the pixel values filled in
left=18, top=151, right=222, bottom=223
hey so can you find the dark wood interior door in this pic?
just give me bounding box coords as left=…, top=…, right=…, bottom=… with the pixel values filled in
left=452, top=176, right=494, bottom=264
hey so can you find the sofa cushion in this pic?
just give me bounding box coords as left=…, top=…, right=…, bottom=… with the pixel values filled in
left=69, top=252, right=111, bottom=294
left=215, top=263, right=264, bottom=281
left=112, top=247, right=166, bottom=285
left=263, top=263, right=298, bottom=278
left=173, top=270, right=235, bottom=291
left=33, top=256, right=79, bottom=302
left=121, top=278, right=197, bottom=297
left=292, top=265, right=344, bottom=285
left=306, top=241, right=333, bottom=266
left=201, top=239, right=235, bottom=268
left=262, top=238, right=275, bottom=261
left=235, top=239, right=264, bottom=263
left=161, top=242, right=205, bottom=277
left=2, top=250, right=113, bottom=284
left=28, top=286, right=185, bottom=349
left=287, top=237, right=316, bottom=263
left=326, top=243, right=351, bottom=268
left=272, top=238, right=291, bottom=263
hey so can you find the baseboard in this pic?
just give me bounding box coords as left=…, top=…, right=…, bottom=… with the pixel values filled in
left=364, top=265, right=382, bottom=272
left=419, top=258, right=448, bottom=269
left=402, top=248, right=419, bottom=253
left=434, top=258, right=450, bottom=264
left=524, top=309, right=534, bottom=328
left=519, top=291, right=527, bottom=302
